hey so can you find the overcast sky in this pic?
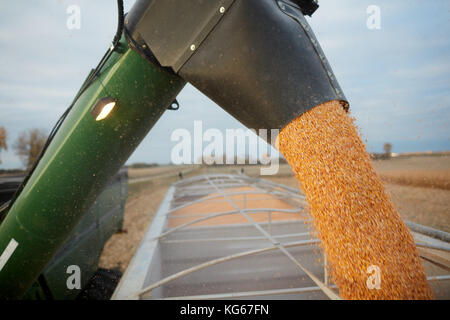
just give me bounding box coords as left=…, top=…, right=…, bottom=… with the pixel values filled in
left=0, top=0, right=449, bottom=169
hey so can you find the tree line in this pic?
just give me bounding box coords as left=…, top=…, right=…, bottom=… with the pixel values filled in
left=0, top=127, right=47, bottom=170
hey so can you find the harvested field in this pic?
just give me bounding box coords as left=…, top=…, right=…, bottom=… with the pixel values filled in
left=373, top=155, right=450, bottom=190
left=378, top=171, right=450, bottom=190
left=127, top=165, right=194, bottom=180
left=384, top=184, right=450, bottom=233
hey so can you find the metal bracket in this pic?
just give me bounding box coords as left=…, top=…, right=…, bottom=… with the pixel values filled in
left=125, top=0, right=236, bottom=72
left=291, top=0, right=319, bottom=16
left=167, top=99, right=180, bottom=111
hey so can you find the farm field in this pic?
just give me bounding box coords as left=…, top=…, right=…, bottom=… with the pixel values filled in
left=373, top=155, right=450, bottom=190
left=99, top=154, right=450, bottom=272
left=127, top=164, right=195, bottom=180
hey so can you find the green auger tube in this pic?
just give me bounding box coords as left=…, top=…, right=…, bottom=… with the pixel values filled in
left=0, top=37, right=185, bottom=299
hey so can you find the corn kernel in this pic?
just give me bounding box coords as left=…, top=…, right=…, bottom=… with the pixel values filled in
left=278, top=100, right=433, bottom=300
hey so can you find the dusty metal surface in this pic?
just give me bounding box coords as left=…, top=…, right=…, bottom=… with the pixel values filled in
left=113, top=174, right=450, bottom=300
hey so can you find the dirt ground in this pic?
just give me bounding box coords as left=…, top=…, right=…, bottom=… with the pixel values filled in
left=127, top=164, right=194, bottom=180
left=98, top=180, right=169, bottom=271
left=373, top=155, right=450, bottom=190
left=99, top=155, right=450, bottom=272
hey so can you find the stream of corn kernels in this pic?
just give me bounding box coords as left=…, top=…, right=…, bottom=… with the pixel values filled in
left=278, top=100, right=433, bottom=299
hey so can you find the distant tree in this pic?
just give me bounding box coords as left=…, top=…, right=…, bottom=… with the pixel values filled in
left=14, top=128, right=47, bottom=169
left=130, top=162, right=159, bottom=169
left=383, top=143, right=392, bottom=158
left=0, top=127, right=7, bottom=165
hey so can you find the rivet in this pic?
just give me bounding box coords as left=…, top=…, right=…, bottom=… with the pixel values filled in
left=190, top=44, right=196, bottom=51
left=219, top=7, right=225, bottom=13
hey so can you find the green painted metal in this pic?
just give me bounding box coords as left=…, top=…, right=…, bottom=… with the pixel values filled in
left=0, top=38, right=185, bottom=299
left=22, top=169, right=128, bottom=300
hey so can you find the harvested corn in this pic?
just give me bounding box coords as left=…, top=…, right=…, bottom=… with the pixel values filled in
left=278, top=100, right=433, bottom=299
left=169, top=186, right=301, bottom=228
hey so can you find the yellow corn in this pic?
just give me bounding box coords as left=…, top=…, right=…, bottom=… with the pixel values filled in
left=278, top=100, right=432, bottom=299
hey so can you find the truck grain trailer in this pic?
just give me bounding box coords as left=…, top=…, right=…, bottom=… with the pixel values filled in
left=112, top=174, right=450, bottom=300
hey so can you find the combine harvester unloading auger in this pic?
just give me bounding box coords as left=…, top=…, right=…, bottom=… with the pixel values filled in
left=0, top=0, right=443, bottom=299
